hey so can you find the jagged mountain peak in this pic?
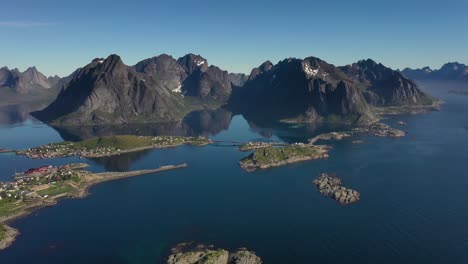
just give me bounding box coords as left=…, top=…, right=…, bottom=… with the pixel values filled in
left=177, top=53, right=208, bottom=74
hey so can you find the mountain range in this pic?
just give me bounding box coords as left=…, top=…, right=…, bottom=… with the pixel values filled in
left=0, top=53, right=435, bottom=126
left=0, top=66, right=62, bottom=105
left=230, top=57, right=433, bottom=124
left=402, top=62, right=468, bottom=81
left=33, top=54, right=247, bottom=125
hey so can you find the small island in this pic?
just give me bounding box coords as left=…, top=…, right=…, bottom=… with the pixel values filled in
left=0, top=162, right=188, bottom=250
left=239, top=144, right=330, bottom=172
left=353, top=122, right=406, bottom=137
left=16, top=135, right=211, bottom=159
left=313, top=173, right=360, bottom=205
left=166, top=242, right=262, bottom=264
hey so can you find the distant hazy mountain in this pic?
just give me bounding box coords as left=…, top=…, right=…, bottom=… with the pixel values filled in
left=0, top=66, right=61, bottom=104
left=402, top=62, right=468, bottom=81
left=230, top=57, right=433, bottom=124
left=34, top=54, right=245, bottom=125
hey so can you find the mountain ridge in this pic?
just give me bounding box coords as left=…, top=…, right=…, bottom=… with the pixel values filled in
left=402, top=62, right=468, bottom=81
left=33, top=53, right=436, bottom=125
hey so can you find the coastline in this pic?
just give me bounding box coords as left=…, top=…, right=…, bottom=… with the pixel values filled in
left=15, top=135, right=212, bottom=159
left=0, top=225, right=19, bottom=250
left=0, top=163, right=188, bottom=250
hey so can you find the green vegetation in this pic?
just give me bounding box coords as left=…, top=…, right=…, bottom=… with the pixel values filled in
left=37, top=183, right=76, bottom=197
left=198, top=250, right=228, bottom=264
left=21, top=135, right=211, bottom=159
left=60, top=135, right=207, bottom=149
left=0, top=225, right=6, bottom=240
left=0, top=199, right=23, bottom=218
left=240, top=144, right=329, bottom=171
left=244, top=145, right=320, bottom=165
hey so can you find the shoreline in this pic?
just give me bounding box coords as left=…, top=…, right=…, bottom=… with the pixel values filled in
left=0, top=163, right=188, bottom=250
left=15, top=135, right=212, bottom=159
left=0, top=225, right=19, bottom=250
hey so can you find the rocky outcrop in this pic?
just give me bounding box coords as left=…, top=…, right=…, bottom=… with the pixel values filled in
left=402, top=62, right=468, bottom=81
left=0, top=225, right=19, bottom=250
left=313, top=173, right=360, bottom=205
left=166, top=243, right=261, bottom=264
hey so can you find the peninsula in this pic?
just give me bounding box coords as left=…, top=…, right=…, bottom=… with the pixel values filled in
left=0, top=163, right=188, bottom=250
left=16, top=135, right=211, bottom=159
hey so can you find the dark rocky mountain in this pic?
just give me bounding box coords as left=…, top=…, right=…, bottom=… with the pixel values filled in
left=230, top=57, right=433, bottom=124
left=0, top=66, right=61, bottom=104
left=34, top=54, right=244, bottom=125
left=132, top=53, right=241, bottom=101
left=34, top=55, right=188, bottom=125
left=230, top=57, right=376, bottom=124
left=402, top=62, right=468, bottom=81
left=340, top=59, right=434, bottom=106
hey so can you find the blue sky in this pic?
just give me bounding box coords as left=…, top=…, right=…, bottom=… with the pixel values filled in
left=1, top=0, right=467, bottom=77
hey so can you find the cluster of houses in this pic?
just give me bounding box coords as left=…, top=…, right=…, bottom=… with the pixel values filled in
left=21, top=143, right=122, bottom=159
left=0, top=165, right=81, bottom=200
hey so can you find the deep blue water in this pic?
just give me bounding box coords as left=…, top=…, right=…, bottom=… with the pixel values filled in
left=0, top=81, right=468, bottom=263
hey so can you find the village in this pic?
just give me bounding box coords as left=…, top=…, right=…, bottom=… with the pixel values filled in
left=0, top=163, right=89, bottom=202
left=16, top=135, right=212, bottom=159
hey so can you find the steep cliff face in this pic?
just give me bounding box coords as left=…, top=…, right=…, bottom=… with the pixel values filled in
left=340, top=59, right=433, bottom=106
left=230, top=57, right=375, bottom=124
left=34, top=55, right=188, bottom=125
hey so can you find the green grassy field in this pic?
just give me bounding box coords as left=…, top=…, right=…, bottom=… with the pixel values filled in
left=241, top=145, right=323, bottom=166
left=0, top=199, right=24, bottom=218
left=37, top=183, right=76, bottom=197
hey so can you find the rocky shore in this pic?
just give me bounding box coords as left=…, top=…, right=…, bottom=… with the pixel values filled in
left=166, top=242, right=262, bottom=264
left=313, top=173, right=360, bottom=205
left=239, top=144, right=330, bottom=172
left=0, top=225, right=19, bottom=250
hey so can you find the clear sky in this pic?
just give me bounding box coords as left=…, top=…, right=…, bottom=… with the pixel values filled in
left=1, top=0, right=467, bottom=77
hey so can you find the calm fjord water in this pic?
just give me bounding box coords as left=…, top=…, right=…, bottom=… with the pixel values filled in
left=0, top=81, right=468, bottom=263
